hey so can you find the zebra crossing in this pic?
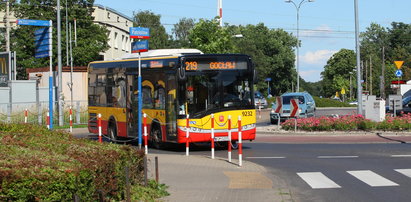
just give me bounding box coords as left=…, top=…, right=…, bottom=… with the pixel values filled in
left=297, top=169, right=411, bottom=189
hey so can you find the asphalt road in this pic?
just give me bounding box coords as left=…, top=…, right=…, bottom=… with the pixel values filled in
left=243, top=143, right=411, bottom=202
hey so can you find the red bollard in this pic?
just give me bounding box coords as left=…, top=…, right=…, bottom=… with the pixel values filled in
left=211, top=114, right=215, bottom=159
left=186, top=114, right=190, bottom=156
left=46, top=111, right=50, bottom=129
left=98, top=114, right=102, bottom=143
left=228, top=115, right=232, bottom=163
left=69, top=106, right=73, bottom=133
left=144, top=113, right=148, bottom=154
left=24, top=109, right=28, bottom=123
left=238, top=116, right=243, bottom=167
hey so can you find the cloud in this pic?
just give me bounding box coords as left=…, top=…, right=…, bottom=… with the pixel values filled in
left=301, top=50, right=337, bottom=65
left=300, top=25, right=333, bottom=37
left=300, top=70, right=322, bottom=82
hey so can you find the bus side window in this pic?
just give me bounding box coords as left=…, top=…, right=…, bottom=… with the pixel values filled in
left=154, top=87, right=165, bottom=109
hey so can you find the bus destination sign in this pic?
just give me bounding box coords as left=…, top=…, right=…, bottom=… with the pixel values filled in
left=184, top=58, right=247, bottom=71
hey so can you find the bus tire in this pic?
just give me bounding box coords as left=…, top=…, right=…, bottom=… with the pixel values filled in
left=231, top=141, right=238, bottom=150
left=108, top=120, right=118, bottom=142
left=151, top=125, right=163, bottom=149
left=215, top=141, right=238, bottom=150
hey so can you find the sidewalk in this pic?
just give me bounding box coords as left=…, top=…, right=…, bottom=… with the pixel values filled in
left=146, top=153, right=294, bottom=202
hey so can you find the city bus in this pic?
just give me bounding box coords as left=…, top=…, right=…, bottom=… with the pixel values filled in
left=88, top=49, right=257, bottom=148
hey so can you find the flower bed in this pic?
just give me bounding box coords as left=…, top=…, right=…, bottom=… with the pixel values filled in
left=281, top=113, right=411, bottom=131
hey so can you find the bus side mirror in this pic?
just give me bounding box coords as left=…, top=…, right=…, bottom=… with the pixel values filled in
left=178, top=67, right=186, bottom=81
left=253, top=69, right=258, bottom=83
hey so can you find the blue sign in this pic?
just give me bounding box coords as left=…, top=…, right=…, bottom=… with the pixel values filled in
left=35, top=44, right=51, bottom=53
left=35, top=39, right=51, bottom=47
left=131, top=40, right=149, bottom=53
left=34, top=27, right=49, bottom=35
left=395, top=69, right=403, bottom=77
left=265, top=78, right=272, bottom=82
left=34, top=27, right=51, bottom=58
left=35, top=51, right=50, bottom=58
left=130, top=27, right=150, bottom=39
left=34, top=34, right=50, bottom=41
left=17, top=19, right=51, bottom=27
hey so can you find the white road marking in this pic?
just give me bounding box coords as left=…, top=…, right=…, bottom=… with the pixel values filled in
left=395, top=169, right=411, bottom=178
left=391, top=155, right=411, bottom=158
left=317, top=156, right=359, bottom=159
left=347, top=170, right=399, bottom=187
left=297, top=172, right=341, bottom=189
left=246, top=156, right=285, bottom=159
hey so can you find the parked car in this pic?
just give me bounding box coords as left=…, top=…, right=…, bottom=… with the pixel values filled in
left=270, top=92, right=316, bottom=124
left=386, top=96, right=411, bottom=116
left=255, top=91, right=268, bottom=108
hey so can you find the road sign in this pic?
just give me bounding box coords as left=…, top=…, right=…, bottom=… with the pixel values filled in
left=265, top=78, right=272, bottom=82
left=131, top=40, right=149, bottom=53
left=274, top=96, right=282, bottom=113
left=129, top=27, right=150, bottom=39
left=341, top=88, right=346, bottom=95
left=395, top=69, right=403, bottom=77
left=34, top=27, right=51, bottom=58
left=17, top=19, right=51, bottom=27
left=290, top=99, right=299, bottom=117
left=394, top=61, right=404, bottom=69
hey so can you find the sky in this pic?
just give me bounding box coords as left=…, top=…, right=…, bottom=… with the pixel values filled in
left=94, top=0, right=411, bottom=82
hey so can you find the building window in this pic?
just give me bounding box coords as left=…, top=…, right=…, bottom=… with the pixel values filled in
left=107, top=12, right=111, bottom=19
left=126, top=21, right=128, bottom=26
left=114, top=32, right=118, bottom=49
left=121, top=35, right=125, bottom=51
left=125, top=37, right=129, bottom=52
left=117, top=16, right=120, bottom=22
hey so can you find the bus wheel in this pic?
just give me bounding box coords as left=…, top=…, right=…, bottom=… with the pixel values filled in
left=215, top=141, right=227, bottom=149
left=231, top=141, right=238, bottom=150
left=151, top=126, right=163, bottom=149
left=108, top=122, right=117, bottom=142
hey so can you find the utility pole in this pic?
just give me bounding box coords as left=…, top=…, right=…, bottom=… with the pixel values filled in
left=369, top=56, right=372, bottom=95
left=354, top=0, right=362, bottom=115
left=4, top=0, right=10, bottom=52
left=57, top=0, right=63, bottom=126
left=380, top=46, right=385, bottom=99
left=65, top=0, right=69, bottom=66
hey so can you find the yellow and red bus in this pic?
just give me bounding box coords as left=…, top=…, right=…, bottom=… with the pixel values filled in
left=88, top=49, right=257, bottom=148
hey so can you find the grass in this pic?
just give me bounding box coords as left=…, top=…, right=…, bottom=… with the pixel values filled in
left=0, top=123, right=168, bottom=201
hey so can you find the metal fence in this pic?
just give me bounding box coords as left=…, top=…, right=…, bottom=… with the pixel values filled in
left=0, top=100, right=88, bottom=126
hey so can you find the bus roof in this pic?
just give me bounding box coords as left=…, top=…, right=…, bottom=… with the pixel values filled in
left=121, top=49, right=203, bottom=59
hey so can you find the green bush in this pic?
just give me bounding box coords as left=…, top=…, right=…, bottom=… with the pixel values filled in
left=0, top=123, right=165, bottom=201
left=313, top=96, right=352, bottom=107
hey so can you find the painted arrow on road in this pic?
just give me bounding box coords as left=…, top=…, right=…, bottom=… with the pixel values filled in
left=275, top=96, right=282, bottom=113
left=290, top=99, right=299, bottom=117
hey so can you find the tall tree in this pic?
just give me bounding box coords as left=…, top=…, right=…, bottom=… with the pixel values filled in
left=228, top=23, right=297, bottom=96
left=321, top=49, right=356, bottom=97
left=387, top=22, right=411, bottom=81
left=171, top=17, right=195, bottom=48
left=133, top=10, right=169, bottom=49
left=188, top=18, right=235, bottom=53
left=11, top=0, right=109, bottom=79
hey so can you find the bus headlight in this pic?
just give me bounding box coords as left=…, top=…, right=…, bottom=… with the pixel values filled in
left=242, top=124, right=255, bottom=130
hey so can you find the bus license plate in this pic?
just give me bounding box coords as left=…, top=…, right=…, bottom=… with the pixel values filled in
left=214, top=136, right=230, bottom=142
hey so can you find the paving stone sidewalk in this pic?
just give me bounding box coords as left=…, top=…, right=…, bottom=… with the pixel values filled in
left=147, top=153, right=295, bottom=202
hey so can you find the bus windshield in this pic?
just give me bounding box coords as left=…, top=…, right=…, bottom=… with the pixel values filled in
left=179, top=70, right=253, bottom=117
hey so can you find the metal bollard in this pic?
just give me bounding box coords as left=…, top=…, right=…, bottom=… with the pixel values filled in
left=98, top=114, right=102, bottom=143
left=238, top=116, right=242, bottom=167
left=211, top=114, right=215, bottom=159
left=144, top=113, right=148, bottom=154
left=186, top=114, right=190, bottom=156
left=228, top=115, right=232, bottom=163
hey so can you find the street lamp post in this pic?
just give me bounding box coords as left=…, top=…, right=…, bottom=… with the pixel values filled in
left=285, top=0, right=314, bottom=92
